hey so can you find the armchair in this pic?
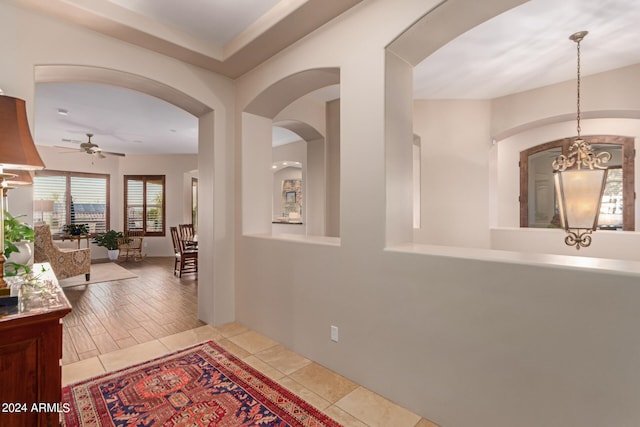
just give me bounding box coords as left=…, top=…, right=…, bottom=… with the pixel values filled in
left=34, top=224, right=91, bottom=280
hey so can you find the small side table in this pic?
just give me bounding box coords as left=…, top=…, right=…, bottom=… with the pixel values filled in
left=59, top=233, right=93, bottom=249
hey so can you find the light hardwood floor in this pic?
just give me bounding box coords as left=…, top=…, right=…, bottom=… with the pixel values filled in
left=62, top=257, right=204, bottom=364
left=61, top=257, right=438, bottom=427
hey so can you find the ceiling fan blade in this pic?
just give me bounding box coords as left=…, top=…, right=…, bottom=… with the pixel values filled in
left=102, top=150, right=126, bottom=157
left=54, top=145, right=81, bottom=153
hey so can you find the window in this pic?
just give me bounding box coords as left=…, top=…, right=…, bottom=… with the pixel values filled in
left=33, top=170, right=110, bottom=234
left=520, top=135, right=635, bottom=230
left=124, top=175, right=166, bottom=236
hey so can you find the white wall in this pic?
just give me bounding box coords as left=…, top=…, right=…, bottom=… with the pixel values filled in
left=385, top=50, right=414, bottom=246
left=409, top=65, right=640, bottom=258
left=7, top=1, right=640, bottom=426
left=275, top=93, right=327, bottom=134
left=413, top=99, right=492, bottom=248
left=325, top=99, right=341, bottom=238
left=241, top=112, right=273, bottom=235
left=1, top=0, right=236, bottom=325
left=235, top=1, right=640, bottom=427
left=491, top=63, right=640, bottom=140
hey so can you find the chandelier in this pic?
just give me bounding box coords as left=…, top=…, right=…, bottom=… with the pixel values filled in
left=552, top=31, right=610, bottom=250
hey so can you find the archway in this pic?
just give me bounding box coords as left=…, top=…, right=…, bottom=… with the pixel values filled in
left=32, top=64, right=233, bottom=326
left=384, top=0, right=528, bottom=247
left=272, top=120, right=325, bottom=236
left=242, top=68, right=340, bottom=238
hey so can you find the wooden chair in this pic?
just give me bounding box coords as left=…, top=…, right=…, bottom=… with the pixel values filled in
left=118, top=230, right=144, bottom=262
left=178, top=223, right=196, bottom=249
left=34, top=224, right=91, bottom=280
left=170, top=226, right=197, bottom=277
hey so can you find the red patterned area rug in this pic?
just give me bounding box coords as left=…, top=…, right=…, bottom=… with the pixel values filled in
left=62, top=341, right=343, bottom=427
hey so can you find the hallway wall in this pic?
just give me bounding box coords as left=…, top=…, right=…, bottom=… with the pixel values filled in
left=235, top=1, right=640, bottom=426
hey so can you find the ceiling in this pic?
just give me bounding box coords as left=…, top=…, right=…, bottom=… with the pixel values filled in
left=413, top=0, right=640, bottom=99
left=13, top=0, right=362, bottom=79
left=35, top=83, right=199, bottom=155
left=17, top=0, right=640, bottom=156
left=106, top=0, right=282, bottom=47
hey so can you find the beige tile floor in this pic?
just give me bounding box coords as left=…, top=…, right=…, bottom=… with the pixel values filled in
left=62, top=322, right=440, bottom=427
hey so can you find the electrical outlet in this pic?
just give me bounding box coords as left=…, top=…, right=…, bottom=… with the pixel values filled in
left=330, top=325, right=339, bottom=342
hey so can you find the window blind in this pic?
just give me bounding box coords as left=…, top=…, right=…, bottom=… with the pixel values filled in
left=34, top=171, right=109, bottom=234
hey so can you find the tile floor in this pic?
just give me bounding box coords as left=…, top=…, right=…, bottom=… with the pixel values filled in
left=62, top=322, right=440, bottom=427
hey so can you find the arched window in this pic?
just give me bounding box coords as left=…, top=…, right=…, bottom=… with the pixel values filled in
left=520, top=135, right=635, bottom=231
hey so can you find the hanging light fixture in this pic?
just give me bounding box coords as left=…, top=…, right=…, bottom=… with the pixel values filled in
left=552, top=31, right=610, bottom=250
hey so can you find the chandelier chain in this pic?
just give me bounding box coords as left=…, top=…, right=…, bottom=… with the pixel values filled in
left=576, top=37, right=581, bottom=137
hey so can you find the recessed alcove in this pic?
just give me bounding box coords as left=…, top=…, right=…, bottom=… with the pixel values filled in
left=272, top=126, right=305, bottom=234
left=242, top=68, right=341, bottom=241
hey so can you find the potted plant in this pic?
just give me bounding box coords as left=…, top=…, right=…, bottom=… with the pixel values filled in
left=3, top=211, right=35, bottom=275
left=92, top=230, right=124, bottom=261
left=63, top=223, right=90, bottom=236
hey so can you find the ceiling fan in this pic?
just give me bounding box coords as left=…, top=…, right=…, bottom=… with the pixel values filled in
left=56, top=133, right=125, bottom=158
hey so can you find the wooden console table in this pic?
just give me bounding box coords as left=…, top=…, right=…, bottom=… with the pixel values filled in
left=0, top=263, right=71, bottom=427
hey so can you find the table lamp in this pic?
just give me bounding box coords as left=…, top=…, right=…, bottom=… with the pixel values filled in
left=3, top=169, right=34, bottom=208
left=0, top=93, right=45, bottom=289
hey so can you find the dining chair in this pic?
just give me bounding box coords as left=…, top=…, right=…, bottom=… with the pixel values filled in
left=170, top=226, right=197, bottom=277
left=178, top=223, right=197, bottom=249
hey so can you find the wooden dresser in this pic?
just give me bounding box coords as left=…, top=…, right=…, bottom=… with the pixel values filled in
left=0, top=264, right=72, bottom=427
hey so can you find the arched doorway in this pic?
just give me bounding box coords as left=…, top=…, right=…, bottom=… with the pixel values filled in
left=242, top=68, right=340, bottom=238
left=32, top=64, right=234, bottom=326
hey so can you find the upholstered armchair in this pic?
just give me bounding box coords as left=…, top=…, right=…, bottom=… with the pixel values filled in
left=34, top=224, right=91, bottom=281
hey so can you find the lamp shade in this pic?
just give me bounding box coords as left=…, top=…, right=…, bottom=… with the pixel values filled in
left=0, top=95, right=45, bottom=170
left=4, top=169, right=33, bottom=186
left=34, top=199, right=55, bottom=213
left=554, top=168, right=607, bottom=230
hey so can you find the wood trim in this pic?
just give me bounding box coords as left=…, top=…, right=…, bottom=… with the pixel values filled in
left=123, top=175, right=166, bottom=236
left=519, top=150, right=528, bottom=227
left=519, top=138, right=571, bottom=227
left=191, top=177, right=198, bottom=230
